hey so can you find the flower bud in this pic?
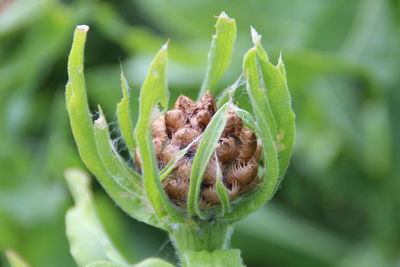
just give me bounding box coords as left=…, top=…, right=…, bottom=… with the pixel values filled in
left=138, top=92, right=262, bottom=209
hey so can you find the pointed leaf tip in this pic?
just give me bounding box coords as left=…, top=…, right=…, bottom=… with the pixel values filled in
left=76, top=25, right=89, bottom=32
left=250, top=26, right=261, bottom=46
left=218, top=11, right=232, bottom=21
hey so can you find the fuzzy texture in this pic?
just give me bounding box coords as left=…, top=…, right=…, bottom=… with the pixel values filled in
left=136, top=92, right=261, bottom=208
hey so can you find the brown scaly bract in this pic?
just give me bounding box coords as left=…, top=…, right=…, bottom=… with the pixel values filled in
left=136, top=91, right=261, bottom=209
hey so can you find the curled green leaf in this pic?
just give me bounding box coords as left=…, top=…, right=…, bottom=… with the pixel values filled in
left=134, top=43, right=183, bottom=225
left=117, top=71, right=136, bottom=153
left=187, top=102, right=229, bottom=219
left=198, top=12, right=237, bottom=98
left=93, top=108, right=160, bottom=227
left=66, top=25, right=149, bottom=224
left=223, top=48, right=279, bottom=222
left=252, top=28, right=295, bottom=177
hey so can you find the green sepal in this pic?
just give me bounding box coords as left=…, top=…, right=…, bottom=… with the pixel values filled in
left=252, top=28, right=295, bottom=177
left=215, top=158, right=231, bottom=216
left=222, top=48, right=279, bottom=222
left=187, top=103, right=229, bottom=219
left=66, top=25, right=153, bottom=225
left=134, top=42, right=184, bottom=225
left=117, top=71, right=136, bottom=153
left=93, top=108, right=163, bottom=228
left=198, top=12, right=237, bottom=98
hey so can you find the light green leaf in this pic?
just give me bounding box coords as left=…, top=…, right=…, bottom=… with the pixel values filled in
left=134, top=43, right=183, bottom=225
left=198, top=12, right=237, bottom=98
left=65, top=169, right=129, bottom=267
left=216, top=75, right=244, bottom=108
left=252, top=28, right=295, bottom=177
left=86, top=261, right=128, bottom=267
left=214, top=155, right=230, bottom=215
left=183, top=249, right=244, bottom=267
left=134, top=258, right=175, bottom=267
left=93, top=109, right=161, bottom=228
left=65, top=25, right=158, bottom=227
left=223, top=48, right=279, bottom=221
left=231, top=106, right=257, bottom=131
left=117, top=71, right=136, bottom=153
left=5, top=250, right=30, bottom=267
left=187, top=103, right=229, bottom=219
left=85, top=258, right=174, bottom=267
left=159, top=138, right=199, bottom=181
left=66, top=26, right=133, bottom=219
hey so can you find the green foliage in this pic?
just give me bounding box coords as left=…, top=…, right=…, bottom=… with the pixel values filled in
left=117, top=72, right=137, bottom=153
left=5, top=250, right=30, bottom=267
left=65, top=10, right=294, bottom=265
left=65, top=169, right=128, bottom=266
left=1, top=0, right=399, bottom=266
left=198, top=12, right=237, bottom=97
left=187, top=103, right=229, bottom=219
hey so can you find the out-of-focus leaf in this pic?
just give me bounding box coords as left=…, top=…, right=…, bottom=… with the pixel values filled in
left=0, top=0, right=48, bottom=35
left=235, top=204, right=349, bottom=265
left=5, top=250, right=30, bottom=267
left=134, top=258, right=174, bottom=267
left=361, top=102, right=391, bottom=178
left=66, top=25, right=158, bottom=227
left=86, top=261, right=128, bottom=267
left=134, top=43, right=184, bottom=225
left=187, top=102, right=229, bottom=219
left=117, top=72, right=136, bottom=153
left=65, top=169, right=129, bottom=267
left=252, top=28, right=295, bottom=177
left=198, top=12, right=236, bottom=97
left=183, top=249, right=244, bottom=267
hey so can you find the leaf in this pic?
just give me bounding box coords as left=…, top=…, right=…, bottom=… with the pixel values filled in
left=214, top=154, right=230, bottom=215
left=242, top=33, right=278, bottom=143
left=159, top=137, right=200, bottom=181
left=65, top=25, right=161, bottom=228
left=117, top=71, right=136, bottom=153
left=65, top=169, right=129, bottom=267
left=93, top=109, right=160, bottom=227
left=5, top=250, right=30, bottom=267
left=216, top=75, right=245, bottom=108
left=183, top=249, right=244, bottom=267
left=86, top=258, right=175, bottom=267
left=187, top=102, right=229, bottom=219
left=134, top=258, right=175, bottom=267
left=134, top=43, right=184, bottom=225
left=231, top=106, right=257, bottom=131
left=198, top=12, right=237, bottom=98
left=252, top=28, right=295, bottom=177
left=222, top=48, right=279, bottom=221
left=86, top=261, right=128, bottom=267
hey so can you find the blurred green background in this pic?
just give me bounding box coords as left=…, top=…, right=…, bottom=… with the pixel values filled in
left=1, top=0, right=399, bottom=266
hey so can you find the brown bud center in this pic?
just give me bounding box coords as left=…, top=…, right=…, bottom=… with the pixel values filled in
left=136, top=91, right=262, bottom=209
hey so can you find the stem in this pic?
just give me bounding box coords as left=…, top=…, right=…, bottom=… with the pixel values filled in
left=169, top=221, right=233, bottom=255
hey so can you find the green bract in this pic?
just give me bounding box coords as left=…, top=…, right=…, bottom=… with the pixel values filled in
left=66, top=12, right=295, bottom=267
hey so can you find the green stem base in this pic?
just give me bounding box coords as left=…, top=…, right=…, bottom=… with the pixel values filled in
left=169, top=221, right=244, bottom=266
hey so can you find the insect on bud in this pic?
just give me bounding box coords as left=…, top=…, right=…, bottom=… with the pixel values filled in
left=136, top=91, right=262, bottom=209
